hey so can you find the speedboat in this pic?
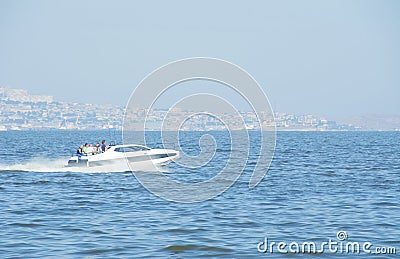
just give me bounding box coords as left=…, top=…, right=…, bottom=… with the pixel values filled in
left=66, top=144, right=179, bottom=169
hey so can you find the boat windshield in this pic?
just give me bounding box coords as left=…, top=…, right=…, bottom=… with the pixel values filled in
left=114, top=146, right=150, bottom=152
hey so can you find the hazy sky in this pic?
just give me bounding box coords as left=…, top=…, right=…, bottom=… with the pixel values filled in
left=1, top=0, right=399, bottom=119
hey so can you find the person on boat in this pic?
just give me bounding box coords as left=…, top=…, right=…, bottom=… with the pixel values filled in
left=86, top=144, right=95, bottom=155
left=82, top=143, right=89, bottom=154
left=94, top=142, right=101, bottom=154
left=77, top=145, right=83, bottom=155
left=101, top=140, right=109, bottom=152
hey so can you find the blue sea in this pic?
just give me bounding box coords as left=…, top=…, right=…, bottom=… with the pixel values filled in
left=0, top=131, right=399, bottom=258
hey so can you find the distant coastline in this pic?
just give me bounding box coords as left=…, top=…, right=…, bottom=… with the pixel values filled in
left=1, top=86, right=399, bottom=131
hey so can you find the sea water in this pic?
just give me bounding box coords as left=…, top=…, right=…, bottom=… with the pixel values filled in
left=0, top=131, right=399, bottom=258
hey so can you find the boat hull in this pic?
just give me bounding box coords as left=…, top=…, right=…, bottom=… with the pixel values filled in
left=66, top=146, right=179, bottom=171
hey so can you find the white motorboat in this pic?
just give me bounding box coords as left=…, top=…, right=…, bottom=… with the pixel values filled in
left=66, top=144, right=179, bottom=169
